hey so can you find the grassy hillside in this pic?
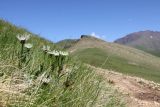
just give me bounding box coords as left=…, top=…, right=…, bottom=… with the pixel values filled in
left=0, top=20, right=125, bottom=107
left=0, top=20, right=57, bottom=59
left=114, top=30, right=160, bottom=57
left=69, top=36, right=160, bottom=83
left=56, top=39, right=78, bottom=50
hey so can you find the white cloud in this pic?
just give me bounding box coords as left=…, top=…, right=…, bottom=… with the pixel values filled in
left=91, top=32, right=106, bottom=40
left=91, top=32, right=96, bottom=37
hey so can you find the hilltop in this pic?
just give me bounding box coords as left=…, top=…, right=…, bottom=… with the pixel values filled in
left=65, top=35, right=160, bottom=82
left=56, top=35, right=97, bottom=50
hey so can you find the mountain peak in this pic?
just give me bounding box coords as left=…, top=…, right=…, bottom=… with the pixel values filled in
left=80, top=35, right=92, bottom=38
left=80, top=34, right=106, bottom=43
left=114, top=30, right=160, bottom=56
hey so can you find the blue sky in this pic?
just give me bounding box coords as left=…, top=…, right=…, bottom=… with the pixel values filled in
left=0, top=0, right=160, bottom=42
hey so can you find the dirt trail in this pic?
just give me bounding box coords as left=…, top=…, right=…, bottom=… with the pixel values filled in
left=91, top=66, right=160, bottom=107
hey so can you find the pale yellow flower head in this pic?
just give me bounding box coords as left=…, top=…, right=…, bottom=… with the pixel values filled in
left=42, top=45, right=50, bottom=52
left=24, top=43, right=33, bottom=49
left=17, top=33, right=30, bottom=41
left=47, top=50, right=60, bottom=56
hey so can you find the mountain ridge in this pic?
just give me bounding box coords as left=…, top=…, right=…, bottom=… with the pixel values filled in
left=114, top=30, right=160, bottom=56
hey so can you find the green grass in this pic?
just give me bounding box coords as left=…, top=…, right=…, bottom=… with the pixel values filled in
left=73, top=48, right=160, bottom=83
left=0, top=19, right=125, bottom=107
left=135, top=45, right=160, bottom=57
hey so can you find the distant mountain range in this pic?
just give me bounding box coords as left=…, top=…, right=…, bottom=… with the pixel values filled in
left=114, top=30, right=160, bottom=57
